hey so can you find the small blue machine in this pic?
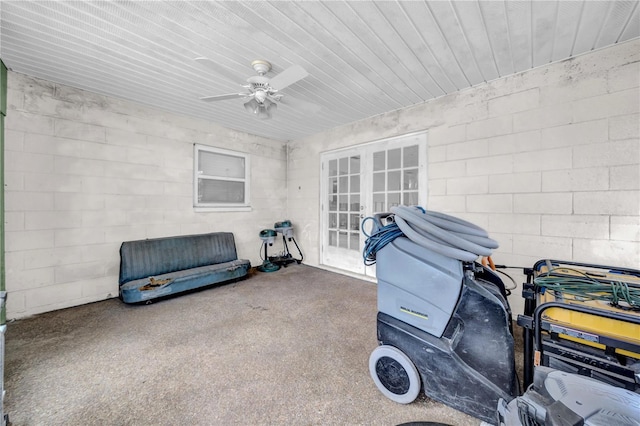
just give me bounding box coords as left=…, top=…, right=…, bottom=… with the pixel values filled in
left=257, top=221, right=303, bottom=272
left=365, top=206, right=640, bottom=425
left=268, top=220, right=303, bottom=268
left=257, top=229, right=279, bottom=272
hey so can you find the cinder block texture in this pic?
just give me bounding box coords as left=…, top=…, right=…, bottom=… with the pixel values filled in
left=6, top=40, right=640, bottom=318
left=5, top=72, right=287, bottom=318
left=287, top=39, right=640, bottom=312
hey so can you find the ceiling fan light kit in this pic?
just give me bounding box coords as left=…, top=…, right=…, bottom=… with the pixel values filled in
left=243, top=98, right=276, bottom=120
left=198, top=58, right=317, bottom=120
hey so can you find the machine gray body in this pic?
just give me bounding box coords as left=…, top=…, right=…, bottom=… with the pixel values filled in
left=376, top=237, right=463, bottom=338
left=373, top=233, right=518, bottom=422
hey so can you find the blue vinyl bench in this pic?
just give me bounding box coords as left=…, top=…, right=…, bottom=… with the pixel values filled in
left=118, top=232, right=251, bottom=303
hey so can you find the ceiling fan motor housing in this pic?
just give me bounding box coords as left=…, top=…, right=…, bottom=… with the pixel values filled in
left=251, top=59, right=271, bottom=75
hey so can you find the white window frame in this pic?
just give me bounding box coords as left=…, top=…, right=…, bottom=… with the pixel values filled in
left=193, top=144, right=251, bottom=212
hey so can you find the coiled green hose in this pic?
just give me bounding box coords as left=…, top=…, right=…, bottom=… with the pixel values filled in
left=534, top=268, right=640, bottom=310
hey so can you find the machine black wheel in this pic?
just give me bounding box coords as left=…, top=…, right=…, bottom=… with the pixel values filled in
left=369, top=345, right=421, bottom=404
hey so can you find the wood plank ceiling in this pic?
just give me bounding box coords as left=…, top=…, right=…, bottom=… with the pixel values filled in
left=1, top=1, right=638, bottom=141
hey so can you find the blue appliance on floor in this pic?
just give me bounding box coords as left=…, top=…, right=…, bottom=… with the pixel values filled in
left=268, top=220, right=303, bottom=267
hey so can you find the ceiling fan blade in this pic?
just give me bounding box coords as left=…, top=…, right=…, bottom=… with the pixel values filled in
left=199, top=93, right=250, bottom=102
left=194, top=56, right=241, bottom=84
left=269, top=64, right=309, bottom=90
left=279, top=96, right=321, bottom=114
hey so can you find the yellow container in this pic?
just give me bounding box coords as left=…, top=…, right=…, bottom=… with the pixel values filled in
left=535, top=262, right=640, bottom=359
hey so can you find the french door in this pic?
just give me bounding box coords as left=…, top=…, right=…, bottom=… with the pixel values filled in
left=320, top=132, right=427, bottom=277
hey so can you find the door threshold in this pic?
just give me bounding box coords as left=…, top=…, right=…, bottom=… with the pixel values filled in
left=316, top=264, right=377, bottom=284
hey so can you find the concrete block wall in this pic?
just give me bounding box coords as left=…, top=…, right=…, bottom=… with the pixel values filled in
left=4, top=72, right=287, bottom=318
left=288, top=39, right=639, bottom=314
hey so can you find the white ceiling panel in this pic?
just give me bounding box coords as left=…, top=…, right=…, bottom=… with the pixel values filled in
left=551, top=1, right=584, bottom=62
left=452, top=1, right=501, bottom=82
left=429, top=1, right=486, bottom=85
left=531, top=1, right=558, bottom=67
left=1, top=0, right=637, bottom=142
left=573, top=1, right=615, bottom=54
left=596, top=1, right=639, bottom=47
left=620, top=2, right=640, bottom=41
left=477, top=2, right=515, bottom=78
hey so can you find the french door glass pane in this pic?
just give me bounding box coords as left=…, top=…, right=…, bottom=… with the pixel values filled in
left=373, top=193, right=385, bottom=213
left=339, top=195, right=348, bottom=211
left=388, top=148, right=401, bottom=169
left=350, top=175, right=360, bottom=192
left=329, top=159, right=338, bottom=177
left=373, top=151, right=385, bottom=171
left=403, top=169, right=418, bottom=190
left=339, top=158, right=348, bottom=175
left=350, top=195, right=360, bottom=211
left=388, top=192, right=400, bottom=208
left=329, top=231, right=337, bottom=246
left=350, top=214, right=360, bottom=231
left=349, top=213, right=360, bottom=231
left=373, top=172, right=385, bottom=192
left=329, top=195, right=337, bottom=210
left=388, top=171, right=401, bottom=191
left=339, top=176, right=348, bottom=193
left=403, top=192, right=419, bottom=205
left=330, top=177, right=337, bottom=194
left=403, top=145, right=419, bottom=167
left=339, top=213, right=347, bottom=229
left=349, top=233, right=359, bottom=251
left=350, top=156, right=360, bottom=173
left=329, top=213, right=337, bottom=228
left=400, top=146, right=420, bottom=205
left=339, top=231, right=348, bottom=248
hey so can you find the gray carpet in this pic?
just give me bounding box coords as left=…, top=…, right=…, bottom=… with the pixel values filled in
left=5, top=265, right=483, bottom=426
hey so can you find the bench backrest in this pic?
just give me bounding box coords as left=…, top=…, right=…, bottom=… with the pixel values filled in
left=119, top=232, right=239, bottom=284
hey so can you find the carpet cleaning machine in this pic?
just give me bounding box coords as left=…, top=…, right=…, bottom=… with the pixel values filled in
left=257, top=220, right=303, bottom=272
left=364, top=206, right=640, bottom=425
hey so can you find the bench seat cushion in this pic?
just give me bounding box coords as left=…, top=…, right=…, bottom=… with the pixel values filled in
left=119, top=232, right=242, bottom=285
left=120, top=259, right=250, bottom=303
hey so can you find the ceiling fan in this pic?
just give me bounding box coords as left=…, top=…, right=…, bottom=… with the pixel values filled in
left=196, top=58, right=319, bottom=120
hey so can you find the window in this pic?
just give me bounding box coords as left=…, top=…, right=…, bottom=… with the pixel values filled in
left=194, top=144, right=250, bottom=210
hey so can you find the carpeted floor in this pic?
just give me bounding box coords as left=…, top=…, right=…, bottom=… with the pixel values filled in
left=4, top=265, right=504, bottom=426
